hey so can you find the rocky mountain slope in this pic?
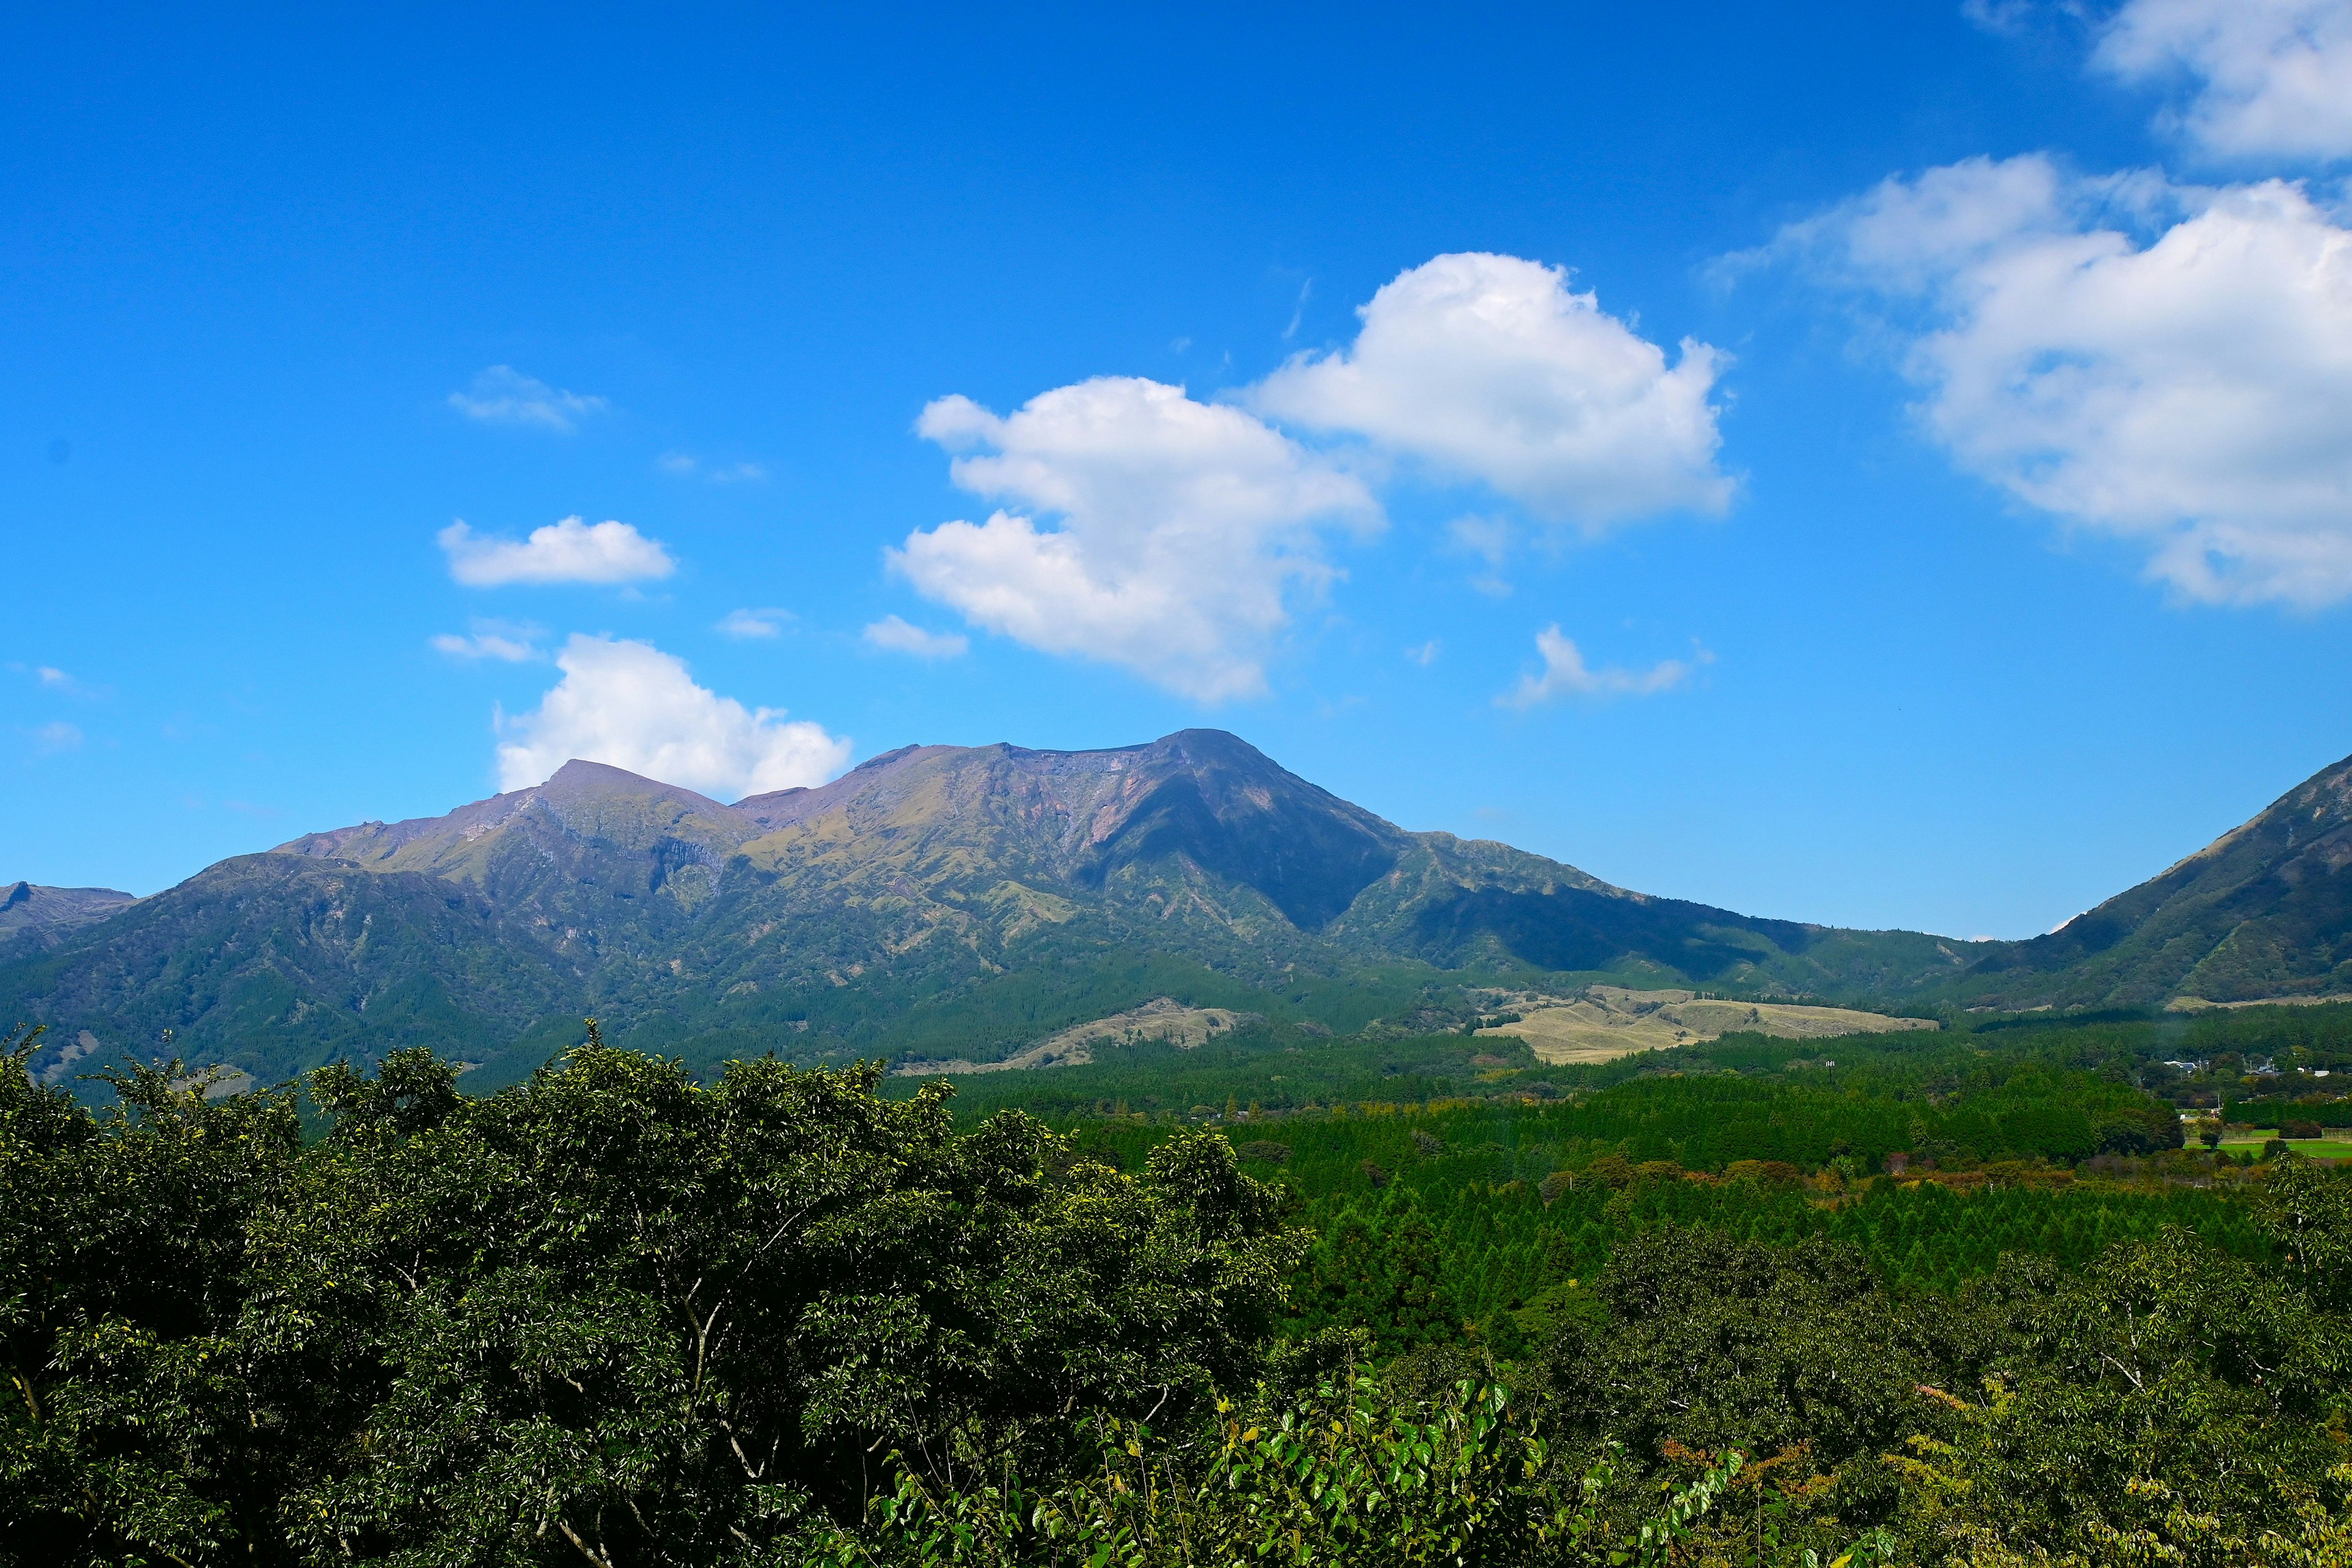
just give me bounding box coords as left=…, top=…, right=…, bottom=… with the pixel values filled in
left=1956, top=749, right=2352, bottom=1008
left=0, top=883, right=137, bottom=956
left=0, top=730, right=1966, bottom=1089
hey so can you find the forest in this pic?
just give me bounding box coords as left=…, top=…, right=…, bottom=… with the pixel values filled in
left=4, top=1006, right=2351, bottom=1566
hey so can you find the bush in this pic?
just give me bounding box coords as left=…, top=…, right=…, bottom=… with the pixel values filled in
left=2283, top=1119, right=2324, bottom=1140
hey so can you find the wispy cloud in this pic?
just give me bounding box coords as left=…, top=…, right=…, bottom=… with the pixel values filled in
left=657, top=452, right=767, bottom=483
left=1405, top=639, right=1441, bottom=666
left=1446, top=516, right=1515, bottom=596
left=447, top=366, right=608, bottom=432
left=1499, top=625, right=1708, bottom=708
left=716, top=608, right=794, bottom=639
left=862, top=614, right=970, bottom=660
left=439, top=517, right=676, bottom=587
left=430, top=620, right=546, bottom=662
left=8, top=663, right=95, bottom=696
left=31, top=720, right=83, bottom=753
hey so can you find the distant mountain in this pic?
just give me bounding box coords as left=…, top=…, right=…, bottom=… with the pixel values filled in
left=0, top=730, right=1966, bottom=1089
left=1958, top=750, right=2352, bottom=1009
left=0, top=883, right=137, bottom=956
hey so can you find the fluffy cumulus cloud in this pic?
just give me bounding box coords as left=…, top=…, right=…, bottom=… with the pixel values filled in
left=1251, top=252, right=1733, bottom=526
left=439, top=517, right=676, bottom=587
left=862, top=615, right=968, bottom=660
left=1499, top=627, right=1703, bottom=708
left=2097, top=0, right=2352, bottom=160
left=1767, top=154, right=2352, bottom=606
left=447, top=366, right=608, bottom=432
left=494, top=635, right=850, bottom=797
left=888, top=256, right=1734, bottom=699
left=891, top=377, right=1377, bottom=701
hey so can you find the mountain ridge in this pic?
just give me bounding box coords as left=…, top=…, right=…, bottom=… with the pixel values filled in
left=10, top=731, right=2348, bottom=1091
left=1956, top=750, right=2352, bottom=1008
left=0, top=731, right=1966, bottom=1088
left=0, top=882, right=140, bottom=957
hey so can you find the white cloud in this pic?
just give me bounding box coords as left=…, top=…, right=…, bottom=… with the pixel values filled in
left=439, top=516, right=677, bottom=587
left=447, top=366, right=608, bottom=432
left=862, top=615, right=970, bottom=660
left=1251, top=252, right=1734, bottom=526
left=1499, top=627, right=1703, bottom=708
left=1958, top=0, right=2048, bottom=36
left=1767, top=154, right=2352, bottom=606
left=8, top=663, right=90, bottom=696
left=494, top=635, right=850, bottom=798
left=715, top=607, right=793, bottom=639
left=1405, top=639, right=1441, bottom=666
left=32, top=720, right=83, bottom=753
left=658, top=451, right=767, bottom=482
left=2097, top=0, right=2352, bottom=160
left=891, top=376, right=1378, bottom=701
left=430, top=620, right=543, bottom=662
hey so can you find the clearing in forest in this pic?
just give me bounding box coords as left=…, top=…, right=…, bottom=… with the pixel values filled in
left=1479, top=985, right=1938, bottom=1066
left=893, top=997, right=1263, bottom=1075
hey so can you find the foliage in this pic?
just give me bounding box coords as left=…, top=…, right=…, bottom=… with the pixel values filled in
left=0, top=1026, right=1294, bottom=1566
left=6, top=1021, right=2352, bottom=1564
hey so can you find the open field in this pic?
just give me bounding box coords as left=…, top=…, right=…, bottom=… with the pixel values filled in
left=1477, top=984, right=1939, bottom=1066
left=2214, top=1131, right=2352, bottom=1160
left=2166, top=993, right=2352, bottom=1012
left=893, top=997, right=1261, bottom=1075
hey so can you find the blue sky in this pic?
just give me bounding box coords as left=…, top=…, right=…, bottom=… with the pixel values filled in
left=6, top=0, right=2350, bottom=939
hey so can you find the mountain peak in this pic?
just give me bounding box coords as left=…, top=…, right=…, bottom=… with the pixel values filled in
left=535, top=759, right=733, bottom=813
left=1966, top=747, right=2352, bottom=1006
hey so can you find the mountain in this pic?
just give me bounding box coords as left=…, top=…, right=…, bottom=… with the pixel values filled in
left=1956, top=750, right=2352, bottom=1009
left=0, top=730, right=1968, bottom=1090
left=0, top=883, right=137, bottom=956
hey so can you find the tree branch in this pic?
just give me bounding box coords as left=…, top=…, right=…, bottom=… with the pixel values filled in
left=556, top=1518, right=616, bottom=1568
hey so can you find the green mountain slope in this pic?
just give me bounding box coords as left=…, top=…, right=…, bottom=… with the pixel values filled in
left=0, top=882, right=137, bottom=956
left=2, top=729, right=1970, bottom=1088
left=1957, top=749, right=2352, bottom=1008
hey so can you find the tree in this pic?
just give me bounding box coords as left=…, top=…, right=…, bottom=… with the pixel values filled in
left=0, top=1030, right=304, bottom=1567
left=2, top=1033, right=1300, bottom=1566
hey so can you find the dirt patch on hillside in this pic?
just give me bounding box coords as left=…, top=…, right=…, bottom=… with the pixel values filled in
left=1479, top=985, right=1937, bottom=1066
left=894, top=997, right=1262, bottom=1076
left=2166, top=993, right=2352, bottom=1012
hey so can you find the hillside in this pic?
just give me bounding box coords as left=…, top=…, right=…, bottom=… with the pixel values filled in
left=0, top=882, right=136, bottom=956
left=0, top=730, right=1964, bottom=1089
left=1958, top=749, right=2352, bottom=1009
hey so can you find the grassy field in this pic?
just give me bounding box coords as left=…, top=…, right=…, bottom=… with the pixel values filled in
left=1477, top=985, right=1936, bottom=1065
left=2214, top=1130, right=2352, bottom=1160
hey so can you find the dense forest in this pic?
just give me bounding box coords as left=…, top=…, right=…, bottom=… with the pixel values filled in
left=5, top=1008, right=2351, bottom=1565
